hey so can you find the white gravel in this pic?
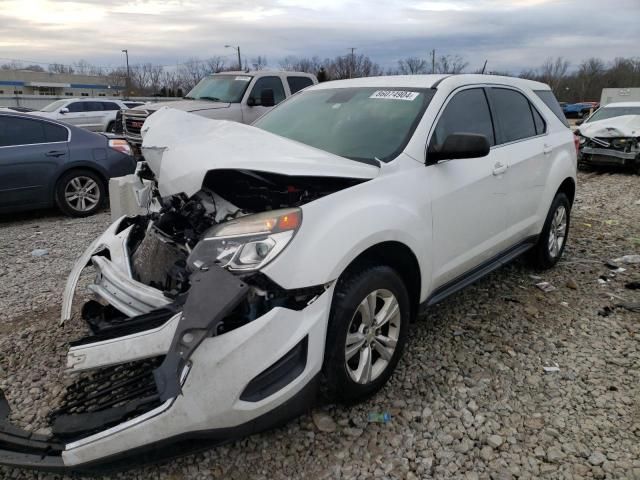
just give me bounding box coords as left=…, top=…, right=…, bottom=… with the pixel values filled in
left=1, top=171, right=639, bottom=479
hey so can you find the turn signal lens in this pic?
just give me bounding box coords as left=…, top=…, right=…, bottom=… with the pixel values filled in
left=109, top=139, right=132, bottom=156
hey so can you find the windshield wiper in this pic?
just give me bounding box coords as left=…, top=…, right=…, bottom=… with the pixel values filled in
left=198, top=96, right=222, bottom=102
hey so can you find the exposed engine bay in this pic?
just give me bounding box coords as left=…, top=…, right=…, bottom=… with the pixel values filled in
left=576, top=115, right=640, bottom=171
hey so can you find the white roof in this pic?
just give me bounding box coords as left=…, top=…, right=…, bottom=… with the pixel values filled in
left=601, top=101, right=640, bottom=108
left=310, top=74, right=549, bottom=91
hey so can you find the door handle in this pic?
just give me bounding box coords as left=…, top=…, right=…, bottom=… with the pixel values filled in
left=492, top=162, right=508, bottom=176
left=45, top=150, right=66, bottom=157
left=543, top=144, right=553, bottom=155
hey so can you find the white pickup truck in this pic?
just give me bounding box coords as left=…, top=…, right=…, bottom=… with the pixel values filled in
left=122, top=70, right=317, bottom=152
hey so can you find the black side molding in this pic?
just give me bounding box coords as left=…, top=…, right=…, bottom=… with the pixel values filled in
left=420, top=235, right=538, bottom=313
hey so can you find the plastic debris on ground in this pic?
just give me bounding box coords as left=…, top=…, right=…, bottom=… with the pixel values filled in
left=613, top=255, right=640, bottom=265
left=543, top=363, right=560, bottom=373
left=30, top=249, right=49, bottom=257
left=368, top=412, right=392, bottom=424
left=536, top=281, right=557, bottom=293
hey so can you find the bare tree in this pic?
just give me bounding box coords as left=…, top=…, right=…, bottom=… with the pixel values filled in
left=279, top=56, right=322, bottom=74
left=146, top=64, right=164, bottom=94
left=178, top=58, right=206, bottom=91
left=73, top=59, right=92, bottom=75
left=48, top=63, right=74, bottom=74
left=24, top=64, right=45, bottom=72
left=204, top=56, right=226, bottom=74
left=576, top=58, right=605, bottom=101
left=398, top=57, right=428, bottom=74
left=1, top=60, right=23, bottom=70
left=539, top=57, right=570, bottom=93
left=435, top=55, right=468, bottom=74
left=325, top=54, right=382, bottom=80
left=251, top=56, right=268, bottom=71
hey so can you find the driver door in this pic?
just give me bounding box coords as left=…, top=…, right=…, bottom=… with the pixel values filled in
left=427, top=87, right=509, bottom=289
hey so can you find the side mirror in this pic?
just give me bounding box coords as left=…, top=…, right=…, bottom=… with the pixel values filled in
left=59, top=107, right=69, bottom=114
left=260, top=89, right=275, bottom=107
left=575, top=120, right=584, bottom=126
left=246, top=96, right=256, bottom=107
left=428, top=133, right=490, bottom=164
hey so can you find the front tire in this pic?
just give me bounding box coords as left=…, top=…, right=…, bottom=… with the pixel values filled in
left=323, top=265, right=410, bottom=404
left=529, top=192, right=571, bottom=269
left=55, top=169, right=105, bottom=217
left=106, top=121, right=115, bottom=133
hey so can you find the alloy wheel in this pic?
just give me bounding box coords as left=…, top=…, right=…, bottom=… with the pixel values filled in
left=64, top=176, right=100, bottom=212
left=344, top=289, right=401, bottom=385
left=547, top=205, right=567, bottom=258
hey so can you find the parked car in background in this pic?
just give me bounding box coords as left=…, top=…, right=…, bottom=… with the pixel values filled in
left=0, top=105, right=36, bottom=113
left=0, top=74, right=576, bottom=471
left=562, top=102, right=599, bottom=119
left=29, top=98, right=129, bottom=133
left=114, top=101, right=147, bottom=134
left=575, top=101, right=640, bottom=172
left=0, top=112, right=135, bottom=216
left=122, top=70, right=317, bottom=153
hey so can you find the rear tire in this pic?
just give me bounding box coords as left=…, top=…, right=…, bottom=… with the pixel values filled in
left=528, top=192, right=571, bottom=270
left=106, top=121, right=115, bottom=133
left=323, top=264, right=410, bottom=404
left=55, top=169, right=105, bottom=217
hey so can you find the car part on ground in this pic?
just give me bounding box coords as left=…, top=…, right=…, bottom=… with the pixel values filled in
left=0, top=74, right=576, bottom=472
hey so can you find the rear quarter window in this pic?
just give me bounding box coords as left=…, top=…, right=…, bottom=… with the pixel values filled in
left=534, top=90, right=570, bottom=127
left=287, top=76, right=314, bottom=95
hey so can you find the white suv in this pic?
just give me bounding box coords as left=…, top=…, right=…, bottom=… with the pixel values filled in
left=30, top=98, right=128, bottom=132
left=0, top=74, right=576, bottom=471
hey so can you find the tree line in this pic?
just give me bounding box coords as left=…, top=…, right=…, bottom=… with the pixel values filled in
left=1, top=54, right=638, bottom=101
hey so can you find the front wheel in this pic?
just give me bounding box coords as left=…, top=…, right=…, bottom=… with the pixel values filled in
left=323, top=265, right=410, bottom=404
left=528, top=192, right=571, bottom=269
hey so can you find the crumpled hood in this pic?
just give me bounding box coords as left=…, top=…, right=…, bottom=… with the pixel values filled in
left=578, top=114, right=640, bottom=138
left=136, top=99, right=231, bottom=113
left=140, top=107, right=379, bottom=197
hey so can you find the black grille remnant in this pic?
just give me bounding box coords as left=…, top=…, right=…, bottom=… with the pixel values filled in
left=49, top=357, right=164, bottom=440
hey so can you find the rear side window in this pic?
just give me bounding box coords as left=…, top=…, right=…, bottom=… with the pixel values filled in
left=0, top=116, right=47, bottom=146
left=531, top=106, right=546, bottom=135
left=534, top=90, right=569, bottom=127
left=489, top=88, right=536, bottom=143
left=84, top=102, right=104, bottom=112
left=287, top=76, right=314, bottom=94
left=43, top=122, right=68, bottom=142
left=101, top=102, right=120, bottom=111
left=431, top=88, right=495, bottom=147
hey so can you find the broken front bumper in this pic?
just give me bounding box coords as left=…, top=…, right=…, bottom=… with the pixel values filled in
left=580, top=146, right=638, bottom=166
left=1, top=216, right=333, bottom=471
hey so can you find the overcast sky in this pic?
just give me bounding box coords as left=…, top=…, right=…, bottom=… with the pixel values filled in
left=1, top=0, right=638, bottom=73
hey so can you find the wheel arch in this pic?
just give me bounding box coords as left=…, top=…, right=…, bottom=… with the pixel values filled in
left=556, top=176, right=576, bottom=206
left=337, top=241, right=422, bottom=321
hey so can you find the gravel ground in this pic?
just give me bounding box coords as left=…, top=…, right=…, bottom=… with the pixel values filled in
left=1, top=171, right=639, bottom=479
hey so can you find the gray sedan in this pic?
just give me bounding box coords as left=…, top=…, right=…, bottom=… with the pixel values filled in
left=0, top=112, right=136, bottom=216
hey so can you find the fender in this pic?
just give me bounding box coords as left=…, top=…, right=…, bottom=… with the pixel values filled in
left=262, top=159, right=433, bottom=300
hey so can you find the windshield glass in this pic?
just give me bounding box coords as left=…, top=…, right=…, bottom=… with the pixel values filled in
left=40, top=100, right=68, bottom=112
left=184, top=74, right=253, bottom=103
left=254, top=87, right=435, bottom=162
left=586, top=106, right=640, bottom=123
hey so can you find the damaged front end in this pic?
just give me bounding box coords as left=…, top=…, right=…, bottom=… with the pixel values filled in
left=0, top=110, right=379, bottom=471
left=577, top=115, right=640, bottom=171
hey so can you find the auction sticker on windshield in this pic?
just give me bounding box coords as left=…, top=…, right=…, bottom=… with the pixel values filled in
left=235, top=76, right=252, bottom=81
left=370, top=90, right=420, bottom=101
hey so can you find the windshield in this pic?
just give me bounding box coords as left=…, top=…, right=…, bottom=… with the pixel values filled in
left=184, top=74, right=253, bottom=103
left=586, top=106, right=640, bottom=123
left=40, top=100, right=68, bottom=112
left=254, top=87, right=435, bottom=162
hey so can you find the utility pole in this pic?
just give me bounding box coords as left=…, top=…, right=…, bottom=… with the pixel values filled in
left=121, top=49, right=130, bottom=98
left=481, top=59, right=488, bottom=74
left=225, top=45, right=242, bottom=70
left=431, top=49, right=436, bottom=74
left=349, top=47, right=357, bottom=79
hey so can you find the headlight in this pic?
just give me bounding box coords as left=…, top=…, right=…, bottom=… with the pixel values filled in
left=579, top=137, right=586, bottom=145
left=187, top=208, right=302, bottom=271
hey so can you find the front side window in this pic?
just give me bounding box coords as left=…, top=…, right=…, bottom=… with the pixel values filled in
left=101, top=102, right=120, bottom=111
left=431, top=88, right=495, bottom=148
left=489, top=88, right=537, bottom=143
left=67, top=102, right=84, bottom=113
left=0, top=116, right=47, bottom=146
left=287, top=76, right=314, bottom=94
left=249, top=76, right=286, bottom=105
left=84, top=102, right=104, bottom=112
left=255, top=87, right=435, bottom=162
left=185, top=74, right=253, bottom=103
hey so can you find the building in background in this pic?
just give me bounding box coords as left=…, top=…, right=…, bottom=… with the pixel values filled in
left=0, top=69, right=124, bottom=98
